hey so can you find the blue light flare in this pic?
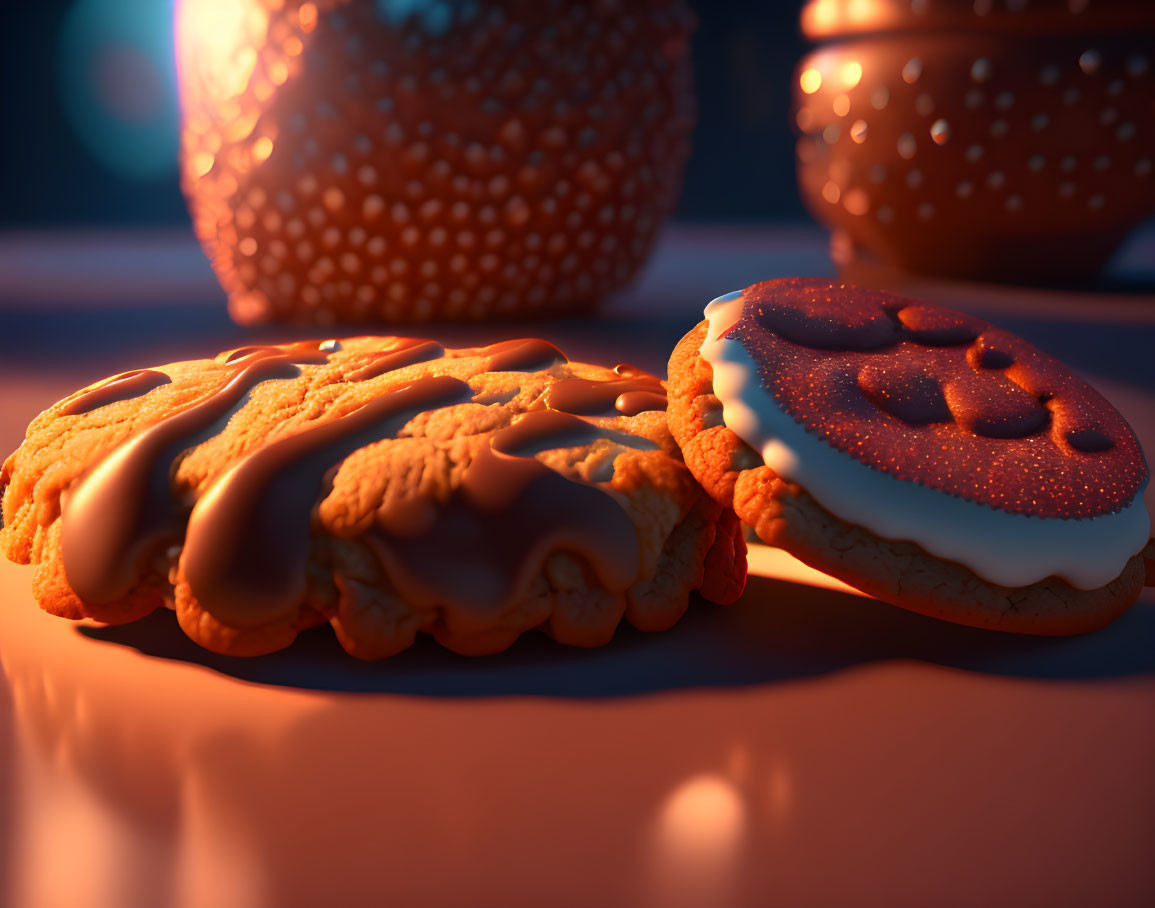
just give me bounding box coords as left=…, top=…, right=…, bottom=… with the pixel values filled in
left=57, top=0, right=180, bottom=181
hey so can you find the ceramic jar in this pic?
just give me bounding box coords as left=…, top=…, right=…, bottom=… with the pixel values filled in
left=793, top=0, right=1155, bottom=283
left=177, top=0, right=695, bottom=323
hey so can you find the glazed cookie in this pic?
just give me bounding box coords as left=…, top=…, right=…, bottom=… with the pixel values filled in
left=668, top=277, right=1151, bottom=635
left=1, top=337, right=745, bottom=659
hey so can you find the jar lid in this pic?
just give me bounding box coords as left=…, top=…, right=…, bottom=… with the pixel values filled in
left=801, top=0, right=1155, bottom=40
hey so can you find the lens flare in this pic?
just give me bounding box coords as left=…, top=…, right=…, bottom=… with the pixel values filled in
left=57, top=0, right=179, bottom=180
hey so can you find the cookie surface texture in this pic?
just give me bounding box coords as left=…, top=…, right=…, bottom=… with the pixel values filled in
left=667, top=278, right=1150, bottom=635
left=1, top=337, right=745, bottom=658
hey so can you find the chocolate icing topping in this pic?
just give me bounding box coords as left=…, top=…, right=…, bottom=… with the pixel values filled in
left=493, top=409, right=607, bottom=455
left=966, top=330, right=1021, bottom=372
left=1067, top=428, right=1115, bottom=453
left=61, top=356, right=303, bottom=604
left=857, top=363, right=950, bottom=424
left=756, top=288, right=900, bottom=350
left=222, top=340, right=334, bottom=365
left=479, top=338, right=568, bottom=372
left=59, top=370, right=171, bottom=416
left=346, top=340, right=446, bottom=382
left=943, top=374, right=1049, bottom=439
left=897, top=304, right=982, bottom=346
left=181, top=375, right=472, bottom=626
left=615, top=390, right=670, bottom=417
left=544, top=376, right=667, bottom=417
left=366, top=411, right=640, bottom=614
left=727, top=278, right=1148, bottom=517
left=53, top=335, right=653, bottom=629
left=224, top=346, right=279, bottom=364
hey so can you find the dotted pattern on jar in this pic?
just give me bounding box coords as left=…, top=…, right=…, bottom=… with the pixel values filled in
left=178, top=0, right=696, bottom=324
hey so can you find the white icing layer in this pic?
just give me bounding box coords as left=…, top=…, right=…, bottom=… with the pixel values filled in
left=701, top=291, right=1150, bottom=590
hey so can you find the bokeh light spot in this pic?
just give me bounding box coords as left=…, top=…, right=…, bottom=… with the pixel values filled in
left=252, top=136, right=274, bottom=163
left=58, top=0, right=179, bottom=181
left=192, top=151, right=215, bottom=178
left=658, top=774, right=745, bottom=861
left=298, top=3, right=318, bottom=32
left=843, top=188, right=869, bottom=215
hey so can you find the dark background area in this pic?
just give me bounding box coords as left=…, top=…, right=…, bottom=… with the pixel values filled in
left=0, top=0, right=810, bottom=229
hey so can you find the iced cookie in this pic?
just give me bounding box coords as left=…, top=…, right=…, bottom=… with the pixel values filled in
left=668, top=277, right=1151, bottom=635
left=1, top=337, right=745, bottom=659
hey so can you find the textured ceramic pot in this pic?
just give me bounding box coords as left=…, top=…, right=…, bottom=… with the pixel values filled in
left=793, top=0, right=1155, bottom=283
left=177, top=0, right=695, bottom=324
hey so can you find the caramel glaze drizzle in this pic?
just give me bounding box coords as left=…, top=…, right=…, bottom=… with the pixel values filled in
left=58, top=336, right=651, bottom=629
left=346, top=340, right=445, bottom=382
left=615, top=390, right=669, bottom=417
left=60, top=345, right=334, bottom=606
left=58, top=370, right=171, bottom=416
left=181, top=376, right=473, bottom=626
left=490, top=408, right=607, bottom=455
left=612, top=363, right=649, bottom=378
left=366, top=408, right=640, bottom=615
left=480, top=338, right=568, bottom=372
left=544, top=376, right=668, bottom=417
left=222, top=340, right=336, bottom=364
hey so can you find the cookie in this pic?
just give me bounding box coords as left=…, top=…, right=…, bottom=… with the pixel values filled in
left=177, top=0, right=696, bottom=323
left=1, top=337, right=745, bottom=659
left=668, top=277, right=1151, bottom=635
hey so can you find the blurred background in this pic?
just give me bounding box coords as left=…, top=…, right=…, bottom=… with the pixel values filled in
left=0, top=0, right=809, bottom=229
left=1, top=12, right=1154, bottom=908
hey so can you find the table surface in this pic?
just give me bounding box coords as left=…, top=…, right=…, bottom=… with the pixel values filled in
left=1, top=223, right=1153, bottom=908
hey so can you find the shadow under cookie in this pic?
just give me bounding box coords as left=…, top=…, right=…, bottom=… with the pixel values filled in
left=79, top=575, right=1155, bottom=696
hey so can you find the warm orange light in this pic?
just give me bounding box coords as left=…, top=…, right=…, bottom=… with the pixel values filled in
left=176, top=0, right=268, bottom=105
left=216, top=172, right=238, bottom=198
left=251, top=136, right=273, bottom=163
left=840, top=60, right=863, bottom=89
left=191, top=151, right=215, bottom=177
left=833, top=94, right=850, bottom=117
left=223, top=110, right=259, bottom=142
left=658, top=775, right=745, bottom=858
left=800, top=68, right=822, bottom=94
left=846, top=0, right=881, bottom=21
left=843, top=188, right=869, bottom=215
left=298, top=2, right=318, bottom=33
left=808, top=0, right=838, bottom=31
left=253, top=78, right=275, bottom=103
left=649, top=773, right=746, bottom=908
left=746, top=544, right=867, bottom=595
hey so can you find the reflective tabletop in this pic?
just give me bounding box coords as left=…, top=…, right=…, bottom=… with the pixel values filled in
left=1, top=225, right=1153, bottom=908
